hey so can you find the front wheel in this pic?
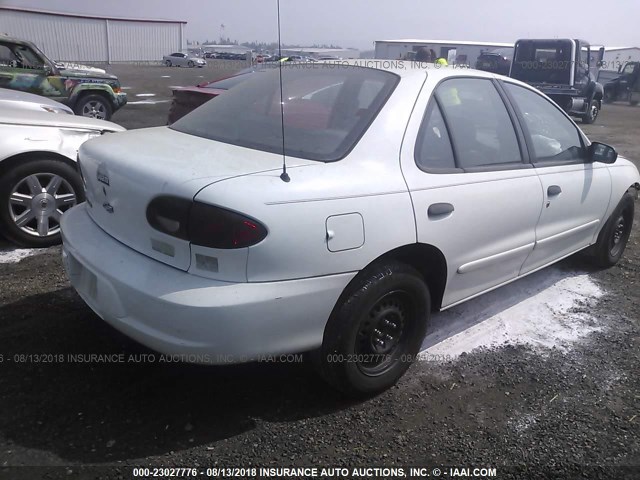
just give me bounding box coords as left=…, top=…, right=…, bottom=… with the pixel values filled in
left=585, top=192, right=635, bottom=268
left=315, top=262, right=430, bottom=396
left=581, top=99, right=599, bottom=124
left=164, top=60, right=172, bottom=67
left=188, top=61, right=194, bottom=68
left=0, top=158, right=84, bottom=247
left=74, top=94, right=113, bottom=120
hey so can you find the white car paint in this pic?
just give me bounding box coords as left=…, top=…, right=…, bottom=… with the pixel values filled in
left=0, top=87, right=73, bottom=115
left=60, top=63, right=640, bottom=365
left=0, top=107, right=124, bottom=164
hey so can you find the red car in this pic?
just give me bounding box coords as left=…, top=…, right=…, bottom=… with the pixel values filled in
left=167, top=67, right=260, bottom=124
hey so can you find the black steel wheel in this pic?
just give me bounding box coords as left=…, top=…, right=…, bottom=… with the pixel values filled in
left=586, top=192, right=634, bottom=268
left=315, top=262, right=430, bottom=396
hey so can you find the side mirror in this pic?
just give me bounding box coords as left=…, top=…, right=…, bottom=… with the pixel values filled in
left=598, top=47, right=605, bottom=64
left=589, top=142, right=617, bottom=164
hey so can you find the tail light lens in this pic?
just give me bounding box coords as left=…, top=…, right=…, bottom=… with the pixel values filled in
left=146, top=196, right=267, bottom=249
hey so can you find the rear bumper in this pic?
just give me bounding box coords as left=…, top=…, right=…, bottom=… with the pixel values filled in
left=61, top=204, right=354, bottom=363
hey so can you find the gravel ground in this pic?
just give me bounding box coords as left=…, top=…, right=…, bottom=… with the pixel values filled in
left=0, top=66, right=639, bottom=479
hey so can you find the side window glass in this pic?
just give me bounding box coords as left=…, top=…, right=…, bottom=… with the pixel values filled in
left=13, top=45, right=44, bottom=70
left=436, top=78, right=522, bottom=169
left=415, top=100, right=456, bottom=171
left=504, top=83, right=585, bottom=162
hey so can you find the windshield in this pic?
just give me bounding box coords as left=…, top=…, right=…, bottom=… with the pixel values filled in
left=171, top=65, right=399, bottom=162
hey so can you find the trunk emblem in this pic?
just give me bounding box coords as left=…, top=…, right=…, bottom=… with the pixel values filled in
left=102, top=203, right=114, bottom=213
left=97, top=166, right=110, bottom=186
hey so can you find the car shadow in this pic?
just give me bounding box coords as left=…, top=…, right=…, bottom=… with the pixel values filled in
left=0, top=287, right=356, bottom=463
left=0, top=257, right=596, bottom=463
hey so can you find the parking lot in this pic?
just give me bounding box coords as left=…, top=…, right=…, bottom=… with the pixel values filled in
left=1, top=63, right=639, bottom=478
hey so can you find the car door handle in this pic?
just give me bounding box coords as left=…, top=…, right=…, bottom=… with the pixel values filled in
left=428, top=203, right=454, bottom=218
left=547, top=185, right=562, bottom=197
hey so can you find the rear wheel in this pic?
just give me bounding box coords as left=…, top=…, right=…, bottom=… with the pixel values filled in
left=315, top=262, right=430, bottom=396
left=585, top=192, right=634, bottom=267
left=0, top=158, right=84, bottom=247
left=581, top=99, right=599, bottom=124
left=74, top=94, right=113, bottom=120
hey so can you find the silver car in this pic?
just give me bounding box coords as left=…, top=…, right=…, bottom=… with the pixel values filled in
left=0, top=106, right=124, bottom=247
left=0, top=88, right=73, bottom=115
left=162, top=53, right=206, bottom=68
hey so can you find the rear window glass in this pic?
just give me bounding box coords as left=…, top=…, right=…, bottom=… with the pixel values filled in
left=170, top=65, right=399, bottom=162
left=205, top=72, right=259, bottom=90
left=511, top=40, right=573, bottom=84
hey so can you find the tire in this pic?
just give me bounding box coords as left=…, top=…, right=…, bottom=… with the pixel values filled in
left=315, top=262, right=430, bottom=396
left=74, top=94, right=113, bottom=120
left=188, top=61, right=194, bottom=68
left=581, top=99, right=599, bottom=124
left=586, top=192, right=635, bottom=268
left=0, top=158, right=84, bottom=248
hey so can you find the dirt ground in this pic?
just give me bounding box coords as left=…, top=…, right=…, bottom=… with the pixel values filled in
left=0, top=66, right=639, bottom=479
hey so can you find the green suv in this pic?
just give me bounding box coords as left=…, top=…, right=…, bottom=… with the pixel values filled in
left=0, top=36, right=126, bottom=120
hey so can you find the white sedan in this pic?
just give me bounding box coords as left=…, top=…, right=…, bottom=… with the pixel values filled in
left=0, top=107, right=124, bottom=247
left=60, top=63, right=640, bottom=396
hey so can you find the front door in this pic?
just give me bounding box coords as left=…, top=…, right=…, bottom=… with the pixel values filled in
left=501, top=81, right=612, bottom=274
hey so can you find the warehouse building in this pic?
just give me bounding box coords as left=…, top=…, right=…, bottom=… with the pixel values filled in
left=0, top=6, right=185, bottom=63
left=375, top=39, right=513, bottom=65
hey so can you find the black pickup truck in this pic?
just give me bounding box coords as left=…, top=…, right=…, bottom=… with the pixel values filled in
left=601, top=61, right=640, bottom=105
left=509, top=39, right=604, bottom=124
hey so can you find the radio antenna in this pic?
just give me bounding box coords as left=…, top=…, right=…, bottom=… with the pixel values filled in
left=276, top=0, right=290, bottom=182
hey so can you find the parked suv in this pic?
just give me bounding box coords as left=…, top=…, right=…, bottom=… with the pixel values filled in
left=475, top=48, right=513, bottom=75
left=0, top=36, right=126, bottom=120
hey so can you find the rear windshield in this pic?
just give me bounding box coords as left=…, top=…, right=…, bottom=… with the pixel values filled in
left=204, top=71, right=259, bottom=90
left=170, top=65, right=399, bottom=162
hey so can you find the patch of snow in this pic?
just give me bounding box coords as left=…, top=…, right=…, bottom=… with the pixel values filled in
left=135, top=93, right=156, bottom=97
left=0, top=248, right=39, bottom=264
left=421, top=268, right=603, bottom=359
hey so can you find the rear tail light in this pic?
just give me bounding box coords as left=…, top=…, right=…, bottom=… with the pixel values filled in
left=146, top=196, right=267, bottom=249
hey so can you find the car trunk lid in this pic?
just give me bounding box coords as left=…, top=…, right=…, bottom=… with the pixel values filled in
left=78, top=126, right=313, bottom=271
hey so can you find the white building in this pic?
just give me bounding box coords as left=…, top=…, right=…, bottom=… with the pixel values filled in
left=0, top=6, right=186, bottom=63
left=598, top=47, right=640, bottom=70
left=375, top=39, right=513, bottom=65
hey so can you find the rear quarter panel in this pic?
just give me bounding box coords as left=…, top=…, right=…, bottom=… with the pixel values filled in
left=193, top=72, right=427, bottom=282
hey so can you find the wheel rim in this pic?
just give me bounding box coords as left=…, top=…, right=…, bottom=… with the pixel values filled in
left=609, top=212, right=629, bottom=257
left=589, top=103, right=598, bottom=121
left=355, top=290, right=415, bottom=376
left=8, top=173, right=77, bottom=238
left=81, top=100, right=107, bottom=119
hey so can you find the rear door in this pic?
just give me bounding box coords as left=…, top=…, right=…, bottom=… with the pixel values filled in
left=501, top=81, right=611, bottom=274
left=401, top=76, right=543, bottom=308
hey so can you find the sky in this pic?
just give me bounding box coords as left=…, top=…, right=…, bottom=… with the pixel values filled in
left=1, top=0, right=639, bottom=50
